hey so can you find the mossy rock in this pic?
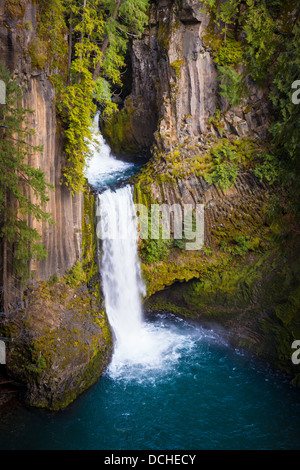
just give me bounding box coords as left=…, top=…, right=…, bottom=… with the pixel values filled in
left=5, top=279, right=113, bottom=411
left=144, top=246, right=300, bottom=384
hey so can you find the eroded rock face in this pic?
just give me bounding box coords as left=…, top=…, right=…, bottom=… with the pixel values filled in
left=128, top=2, right=299, bottom=385
left=4, top=279, right=113, bottom=410
left=0, top=1, right=83, bottom=296
left=103, top=0, right=270, bottom=155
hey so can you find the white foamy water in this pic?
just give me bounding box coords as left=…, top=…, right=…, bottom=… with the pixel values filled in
left=97, top=187, right=201, bottom=379
left=84, top=114, right=135, bottom=189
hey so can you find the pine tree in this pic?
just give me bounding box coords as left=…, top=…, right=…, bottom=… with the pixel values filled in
left=0, top=64, right=54, bottom=288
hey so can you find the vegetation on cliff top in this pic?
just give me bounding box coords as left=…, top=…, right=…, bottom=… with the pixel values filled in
left=0, top=185, right=112, bottom=410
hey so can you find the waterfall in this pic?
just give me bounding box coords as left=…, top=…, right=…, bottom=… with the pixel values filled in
left=84, top=114, right=136, bottom=191
left=90, top=114, right=196, bottom=379
left=97, top=185, right=156, bottom=372
left=97, top=184, right=193, bottom=378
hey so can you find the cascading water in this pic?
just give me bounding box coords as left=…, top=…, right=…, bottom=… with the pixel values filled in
left=85, top=114, right=197, bottom=377
left=96, top=185, right=195, bottom=378
left=84, top=114, right=143, bottom=191
left=97, top=186, right=146, bottom=366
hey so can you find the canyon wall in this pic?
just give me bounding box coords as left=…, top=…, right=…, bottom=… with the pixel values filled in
left=0, top=0, right=83, bottom=301
left=0, top=1, right=113, bottom=410
left=102, top=0, right=270, bottom=156
left=117, top=0, right=299, bottom=385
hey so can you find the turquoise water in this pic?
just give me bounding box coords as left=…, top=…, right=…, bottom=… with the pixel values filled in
left=0, top=313, right=299, bottom=450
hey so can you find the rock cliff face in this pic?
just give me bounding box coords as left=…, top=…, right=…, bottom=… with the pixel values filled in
left=0, top=1, right=82, bottom=294
left=0, top=1, right=113, bottom=410
left=120, top=1, right=299, bottom=385
left=102, top=0, right=270, bottom=156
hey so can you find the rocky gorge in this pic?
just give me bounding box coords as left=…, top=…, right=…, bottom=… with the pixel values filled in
left=104, top=0, right=300, bottom=386
left=0, top=0, right=299, bottom=412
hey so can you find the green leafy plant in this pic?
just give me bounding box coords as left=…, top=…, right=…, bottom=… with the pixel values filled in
left=253, top=153, right=282, bottom=185
left=141, top=238, right=172, bottom=263
left=233, top=235, right=250, bottom=256
left=201, top=0, right=300, bottom=220
left=217, top=65, right=248, bottom=107
left=64, top=260, right=85, bottom=287
left=204, top=141, right=239, bottom=190
left=35, top=0, right=150, bottom=194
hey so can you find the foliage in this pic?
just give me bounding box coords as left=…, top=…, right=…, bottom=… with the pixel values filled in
left=253, top=22, right=300, bottom=211
left=217, top=65, right=248, bottom=107
left=0, top=63, right=54, bottom=280
left=94, top=77, right=118, bottom=118
left=57, top=68, right=97, bottom=193
left=141, top=238, right=173, bottom=263
left=204, top=141, right=240, bottom=190
left=214, top=35, right=243, bottom=67
left=34, top=0, right=149, bottom=194
left=253, top=153, right=282, bottom=185
left=64, top=260, right=85, bottom=287
left=269, top=23, right=300, bottom=159
left=201, top=0, right=300, bottom=217
left=201, top=0, right=289, bottom=82
left=140, top=210, right=173, bottom=262
left=35, top=0, right=68, bottom=74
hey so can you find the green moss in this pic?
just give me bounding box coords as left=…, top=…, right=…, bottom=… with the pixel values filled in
left=133, top=158, right=300, bottom=384
left=82, top=186, right=98, bottom=283
left=101, top=97, right=138, bottom=156
left=25, top=353, right=47, bottom=374
left=28, top=37, right=48, bottom=69
left=6, top=0, right=26, bottom=18
left=203, top=137, right=264, bottom=189
left=158, top=23, right=172, bottom=50
left=144, top=241, right=300, bottom=383
left=6, top=277, right=113, bottom=410
left=170, top=59, right=185, bottom=79
left=214, top=36, right=244, bottom=67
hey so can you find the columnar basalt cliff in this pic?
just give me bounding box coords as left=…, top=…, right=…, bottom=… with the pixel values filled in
left=102, top=0, right=270, bottom=156
left=0, top=1, right=112, bottom=410
left=0, top=1, right=83, bottom=294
